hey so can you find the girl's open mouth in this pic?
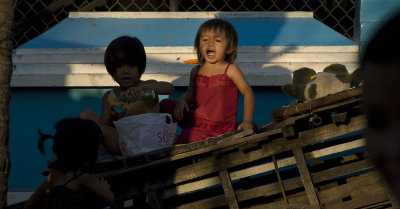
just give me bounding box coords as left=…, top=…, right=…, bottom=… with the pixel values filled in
left=207, top=50, right=215, bottom=56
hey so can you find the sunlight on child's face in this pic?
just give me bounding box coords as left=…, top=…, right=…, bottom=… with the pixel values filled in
left=363, top=63, right=400, bottom=197
left=113, top=64, right=141, bottom=90
left=199, top=29, right=228, bottom=64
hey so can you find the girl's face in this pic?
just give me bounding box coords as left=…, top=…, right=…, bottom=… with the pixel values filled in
left=199, top=29, right=229, bottom=64
left=113, top=64, right=141, bottom=89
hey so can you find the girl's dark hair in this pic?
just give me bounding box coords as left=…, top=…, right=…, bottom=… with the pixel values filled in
left=104, top=36, right=146, bottom=77
left=38, top=117, right=102, bottom=171
left=194, top=19, right=238, bottom=63
left=361, top=13, right=400, bottom=66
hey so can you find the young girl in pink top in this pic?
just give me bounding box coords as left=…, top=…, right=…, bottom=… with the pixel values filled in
left=173, top=18, right=255, bottom=144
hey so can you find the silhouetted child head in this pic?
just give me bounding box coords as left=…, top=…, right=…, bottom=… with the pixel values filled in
left=361, top=12, right=400, bottom=202
left=104, top=36, right=146, bottom=78
left=194, top=18, right=238, bottom=64
left=38, top=117, right=102, bottom=171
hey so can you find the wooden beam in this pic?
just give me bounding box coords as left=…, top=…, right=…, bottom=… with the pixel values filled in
left=79, top=0, right=106, bottom=11
left=146, top=190, right=163, bottom=209
left=293, top=147, right=320, bottom=206
left=169, top=0, right=181, bottom=11
left=219, top=170, right=239, bottom=209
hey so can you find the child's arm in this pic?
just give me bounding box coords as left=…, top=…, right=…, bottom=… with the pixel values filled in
left=121, top=80, right=174, bottom=100
left=142, top=80, right=174, bottom=95
left=174, top=67, right=197, bottom=121
left=79, top=173, right=115, bottom=204
left=227, top=64, right=255, bottom=130
left=23, top=177, right=50, bottom=209
left=99, top=91, right=126, bottom=126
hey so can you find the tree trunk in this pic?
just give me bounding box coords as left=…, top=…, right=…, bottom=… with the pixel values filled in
left=0, top=0, right=14, bottom=208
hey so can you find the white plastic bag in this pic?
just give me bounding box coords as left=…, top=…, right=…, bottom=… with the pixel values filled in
left=113, top=113, right=177, bottom=157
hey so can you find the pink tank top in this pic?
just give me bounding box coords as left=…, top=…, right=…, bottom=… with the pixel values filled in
left=193, top=63, right=238, bottom=133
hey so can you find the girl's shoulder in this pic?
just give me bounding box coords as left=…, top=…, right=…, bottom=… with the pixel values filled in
left=74, top=172, right=98, bottom=188
left=227, top=63, right=240, bottom=71
left=226, top=63, right=241, bottom=74
left=76, top=172, right=96, bottom=181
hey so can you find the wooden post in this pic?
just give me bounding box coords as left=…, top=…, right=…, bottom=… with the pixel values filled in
left=0, top=0, right=14, bottom=208
left=219, top=169, right=239, bottom=209
left=272, top=155, right=289, bottom=204
left=293, top=147, right=320, bottom=207
left=79, top=0, right=107, bottom=11
left=146, top=190, right=163, bottom=209
left=170, top=0, right=181, bottom=11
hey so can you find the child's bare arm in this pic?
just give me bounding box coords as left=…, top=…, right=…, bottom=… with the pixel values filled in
left=142, top=80, right=174, bottom=95
left=174, top=67, right=197, bottom=121
left=24, top=177, right=50, bottom=209
left=80, top=173, right=115, bottom=204
left=228, top=64, right=255, bottom=130
left=99, top=91, right=125, bottom=125
left=120, top=80, right=174, bottom=101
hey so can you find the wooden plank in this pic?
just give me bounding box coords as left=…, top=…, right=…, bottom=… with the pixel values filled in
left=324, top=190, right=390, bottom=209
left=101, top=115, right=365, bottom=186
left=219, top=170, right=239, bottom=209
left=146, top=190, right=163, bottom=209
left=311, top=159, right=372, bottom=183
left=272, top=155, right=289, bottom=204
left=12, top=46, right=359, bottom=55
left=12, top=44, right=359, bottom=87
left=169, top=0, right=181, bottom=11
left=272, top=88, right=362, bottom=119
left=175, top=195, right=227, bottom=209
left=79, top=0, right=106, bottom=11
left=304, top=138, right=365, bottom=160
left=169, top=163, right=378, bottom=209
left=70, top=11, right=314, bottom=19
left=12, top=51, right=357, bottom=64
left=317, top=172, right=384, bottom=204
left=247, top=203, right=318, bottom=209
left=293, top=147, right=320, bottom=206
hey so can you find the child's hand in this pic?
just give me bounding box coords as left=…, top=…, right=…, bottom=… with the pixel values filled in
left=237, top=121, right=253, bottom=130
left=110, top=106, right=127, bottom=120
left=174, top=99, right=189, bottom=121
left=121, top=86, right=144, bottom=102
left=98, top=177, right=111, bottom=189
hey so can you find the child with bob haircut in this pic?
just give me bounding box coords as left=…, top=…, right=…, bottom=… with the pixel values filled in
left=173, top=18, right=255, bottom=144
left=24, top=117, right=114, bottom=209
left=80, top=36, right=174, bottom=155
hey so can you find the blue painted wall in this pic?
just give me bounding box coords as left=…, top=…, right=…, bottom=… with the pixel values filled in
left=359, top=0, right=400, bottom=50
left=20, top=16, right=354, bottom=49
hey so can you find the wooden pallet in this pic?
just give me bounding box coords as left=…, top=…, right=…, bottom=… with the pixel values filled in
left=91, top=87, right=394, bottom=208
left=8, top=88, right=396, bottom=209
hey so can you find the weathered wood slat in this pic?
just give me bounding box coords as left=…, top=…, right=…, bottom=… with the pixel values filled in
left=293, top=147, right=320, bottom=206
left=170, top=161, right=378, bottom=209
left=13, top=52, right=358, bottom=64
left=317, top=172, right=385, bottom=204
left=219, top=170, right=239, bottom=209
left=12, top=45, right=359, bottom=87
left=272, top=155, right=289, bottom=204
left=311, top=159, right=372, bottom=183
left=271, top=88, right=362, bottom=120
left=103, top=114, right=365, bottom=196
